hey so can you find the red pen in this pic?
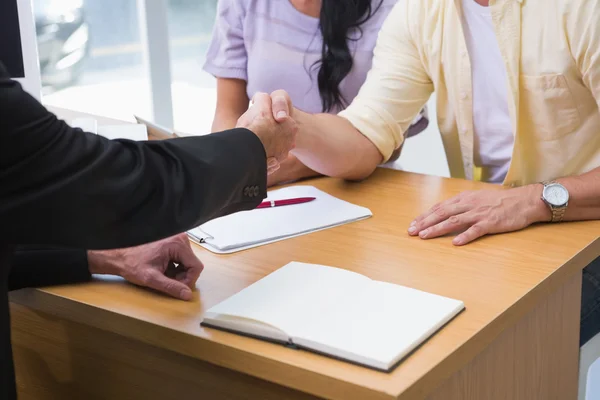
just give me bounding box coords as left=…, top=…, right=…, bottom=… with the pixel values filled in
left=256, top=197, right=316, bottom=209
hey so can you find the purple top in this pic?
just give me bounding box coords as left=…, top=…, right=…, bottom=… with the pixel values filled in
left=203, top=0, right=397, bottom=114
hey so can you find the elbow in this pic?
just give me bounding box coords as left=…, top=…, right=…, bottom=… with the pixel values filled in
left=334, top=151, right=381, bottom=181
left=335, top=130, right=385, bottom=181
left=338, top=164, right=378, bottom=182
left=339, top=143, right=383, bottom=181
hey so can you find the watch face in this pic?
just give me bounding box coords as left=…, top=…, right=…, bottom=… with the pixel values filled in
left=543, top=183, right=569, bottom=206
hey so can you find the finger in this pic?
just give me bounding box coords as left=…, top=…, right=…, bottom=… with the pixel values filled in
left=270, top=90, right=291, bottom=121
left=143, top=269, right=193, bottom=300
left=408, top=202, right=471, bottom=236
left=251, top=91, right=269, bottom=105
left=274, top=118, right=297, bottom=163
left=412, top=196, right=462, bottom=226
left=417, top=213, right=475, bottom=240
left=267, top=162, right=280, bottom=175
left=251, top=92, right=272, bottom=115
left=170, top=236, right=204, bottom=288
left=453, top=223, right=488, bottom=246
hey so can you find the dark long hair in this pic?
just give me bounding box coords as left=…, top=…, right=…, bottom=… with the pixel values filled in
left=314, top=0, right=384, bottom=112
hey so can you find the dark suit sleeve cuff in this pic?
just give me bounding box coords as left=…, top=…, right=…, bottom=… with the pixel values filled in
left=9, top=246, right=91, bottom=291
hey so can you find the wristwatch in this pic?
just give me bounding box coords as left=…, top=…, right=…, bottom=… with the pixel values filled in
left=541, top=181, right=569, bottom=222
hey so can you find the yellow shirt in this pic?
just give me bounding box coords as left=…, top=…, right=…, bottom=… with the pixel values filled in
left=338, top=0, right=600, bottom=185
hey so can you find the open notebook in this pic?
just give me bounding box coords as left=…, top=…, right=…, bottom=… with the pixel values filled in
left=202, top=262, right=465, bottom=371
left=188, top=186, right=372, bottom=254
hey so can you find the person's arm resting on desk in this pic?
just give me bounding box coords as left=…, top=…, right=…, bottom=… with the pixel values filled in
left=8, top=246, right=91, bottom=290
left=273, top=1, right=433, bottom=181
left=9, top=234, right=204, bottom=300
left=409, top=1, right=600, bottom=245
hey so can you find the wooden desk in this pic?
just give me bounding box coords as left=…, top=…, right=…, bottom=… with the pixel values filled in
left=9, top=109, right=600, bottom=399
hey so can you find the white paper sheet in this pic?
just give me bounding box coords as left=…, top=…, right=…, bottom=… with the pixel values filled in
left=188, top=186, right=372, bottom=254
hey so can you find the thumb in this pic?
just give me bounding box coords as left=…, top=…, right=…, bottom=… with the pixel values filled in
left=271, top=90, right=291, bottom=122
left=171, top=234, right=204, bottom=288
left=144, top=270, right=193, bottom=301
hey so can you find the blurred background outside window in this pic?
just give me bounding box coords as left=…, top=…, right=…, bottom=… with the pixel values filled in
left=31, top=0, right=448, bottom=176
left=34, top=0, right=218, bottom=134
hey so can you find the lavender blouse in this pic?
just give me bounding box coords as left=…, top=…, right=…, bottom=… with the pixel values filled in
left=203, top=0, right=398, bottom=114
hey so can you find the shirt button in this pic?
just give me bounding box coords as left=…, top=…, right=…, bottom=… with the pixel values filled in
left=461, top=93, right=468, bottom=100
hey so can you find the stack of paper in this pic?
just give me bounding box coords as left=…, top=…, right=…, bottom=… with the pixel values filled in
left=188, top=186, right=373, bottom=254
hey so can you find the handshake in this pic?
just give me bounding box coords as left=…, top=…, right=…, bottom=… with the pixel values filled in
left=236, top=90, right=297, bottom=175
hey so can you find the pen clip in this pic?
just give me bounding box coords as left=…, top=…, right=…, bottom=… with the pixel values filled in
left=187, top=228, right=213, bottom=244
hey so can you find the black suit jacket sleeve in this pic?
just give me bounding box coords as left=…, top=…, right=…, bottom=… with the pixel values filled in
left=0, top=62, right=267, bottom=249
left=8, top=247, right=90, bottom=291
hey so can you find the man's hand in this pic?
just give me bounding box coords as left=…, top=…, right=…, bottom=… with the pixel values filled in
left=87, top=234, right=203, bottom=300
left=408, top=185, right=551, bottom=245
left=236, top=92, right=297, bottom=174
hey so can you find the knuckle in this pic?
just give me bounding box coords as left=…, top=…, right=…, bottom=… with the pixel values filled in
left=272, top=89, right=289, bottom=99
left=448, top=215, right=461, bottom=225
left=487, top=213, right=500, bottom=224
left=433, top=207, right=446, bottom=218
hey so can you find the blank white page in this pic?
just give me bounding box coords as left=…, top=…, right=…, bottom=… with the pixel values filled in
left=292, top=280, right=465, bottom=369
left=204, top=262, right=370, bottom=337
left=190, top=186, right=372, bottom=252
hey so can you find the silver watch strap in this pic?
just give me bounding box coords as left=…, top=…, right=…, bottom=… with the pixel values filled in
left=542, top=180, right=566, bottom=223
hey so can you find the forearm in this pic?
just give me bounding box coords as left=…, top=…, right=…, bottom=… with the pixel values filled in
left=528, top=167, right=600, bottom=223
left=268, top=154, right=321, bottom=186
left=1, top=71, right=267, bottom=249
left=87, top=249, right=124, bottom=275
left=293, top=110, right=383, bottom=181
left=557, top=167, right=600, bottom=221
left=211, top=111, right=241, bottom=133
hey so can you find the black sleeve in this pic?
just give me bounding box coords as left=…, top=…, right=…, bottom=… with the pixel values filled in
left=0, top=62, right=267, bottom=249
left=8, top=246, right=91, bottom=291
